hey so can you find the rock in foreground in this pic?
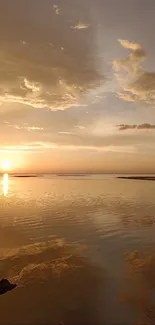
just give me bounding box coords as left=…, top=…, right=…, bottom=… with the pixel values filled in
left=0, top=279, right=17, bottom=295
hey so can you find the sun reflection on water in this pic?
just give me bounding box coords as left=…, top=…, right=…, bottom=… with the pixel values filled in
left=3, top=173, right=8, bottom=196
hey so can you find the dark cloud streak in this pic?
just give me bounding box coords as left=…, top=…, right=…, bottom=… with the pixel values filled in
left=118, top=123, right=155, bottom=131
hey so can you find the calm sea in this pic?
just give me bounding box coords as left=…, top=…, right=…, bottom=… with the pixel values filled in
left=0, top=174, right=155, bottom=324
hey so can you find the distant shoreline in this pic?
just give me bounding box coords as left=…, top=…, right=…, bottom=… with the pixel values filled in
left=117, top=176, right=155, bottom=181
left=13, top=175, right=37, bottom=178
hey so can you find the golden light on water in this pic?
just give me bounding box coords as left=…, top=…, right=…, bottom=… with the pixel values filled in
left=3, top=173, right=8, bottom=197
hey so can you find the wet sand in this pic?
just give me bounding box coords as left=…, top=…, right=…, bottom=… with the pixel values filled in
left=1, top=175, right=155, bottom=324
left=13, top=175, right=37, bottom=178
left=120, top=249, right=155, bottom=324
left=117, top=176, right=155, bottom=181
left=0, top=240, right=107, bottom=325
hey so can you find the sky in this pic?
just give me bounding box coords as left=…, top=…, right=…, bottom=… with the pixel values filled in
left=0, top=0, right=155, bottom=173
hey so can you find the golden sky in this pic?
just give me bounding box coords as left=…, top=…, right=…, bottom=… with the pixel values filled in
left=0, top=0, right=155, bottom=173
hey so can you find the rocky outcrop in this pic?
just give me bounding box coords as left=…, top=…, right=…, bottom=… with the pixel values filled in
left=0, top=279, right=17, bottom=295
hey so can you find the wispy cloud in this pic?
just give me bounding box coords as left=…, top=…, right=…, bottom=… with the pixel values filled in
left=0, top=142, right=56, bottom=153
left=0, top=78, right=83, bottom=110
left=113, top=39, right=155, bottom=104
left=15, top=125, right=44, bottom=132
left=0, top=2, right=103, bottom=111
left=74, top=125, right=85, bottom=130
left=53, top=4, right=60, bottom=15
left=58, top=131, right=75, bottom=135
left=22, top=78, right=40, bottom=93
left=20, top=40, right=27, bottom=45
left=117, top=123, right=155, bottom=131
left=72, top=22, right=90, bottom=30
left=4, top=121, right=44, bottom=132
left=0, top=142, right=135, bottom=154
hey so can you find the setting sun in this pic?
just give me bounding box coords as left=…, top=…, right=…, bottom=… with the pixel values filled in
left=1, top=160, right=12, bottom=171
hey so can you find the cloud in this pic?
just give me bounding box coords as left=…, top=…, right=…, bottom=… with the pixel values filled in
left=0, top=70, right=97, bottom=111
left=58, top=131, right=75, bottom=135
left=15, top=125, right=44, bottom=132
left=118, top=123, right=155, bottom=131
left=1, top=118, right=155, bottom=155
left=74, top=125, right=85, bottom=130
left=118, top=40, right=143, bottom=52
left=72, top=23, right=90, bottom=30
left=0, top=2, right=103, bottom=111
left=0, top=142, right=56, bottom=153
left=53, top=4, right=60, bottom=15
left=113, top=39, right=155, bottom=104
left=22, top=78, right=40, bottom=93
left=20, top=40, right=27, bottom=45
left=0, top=141, right=135, bottom=154
left=3, top=121, right=44, bottom=132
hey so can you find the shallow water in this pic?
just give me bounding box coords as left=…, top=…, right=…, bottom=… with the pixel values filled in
left=0, top=174, right=155, bottom=324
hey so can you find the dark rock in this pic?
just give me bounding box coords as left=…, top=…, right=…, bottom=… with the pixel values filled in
left=0, top=279, right=17, bottom=295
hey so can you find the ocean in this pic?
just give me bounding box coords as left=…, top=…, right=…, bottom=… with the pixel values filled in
left=0, top=174, right=155, bottom=324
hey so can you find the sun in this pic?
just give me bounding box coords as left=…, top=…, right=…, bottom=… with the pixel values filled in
left=1, top=160, right=12, bottom=171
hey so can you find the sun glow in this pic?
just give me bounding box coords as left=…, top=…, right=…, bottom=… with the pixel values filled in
left=1, top=160, right=12, bottom=171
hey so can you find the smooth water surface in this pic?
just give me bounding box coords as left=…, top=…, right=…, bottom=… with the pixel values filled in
left=0, top=174, right=155, bottom=324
